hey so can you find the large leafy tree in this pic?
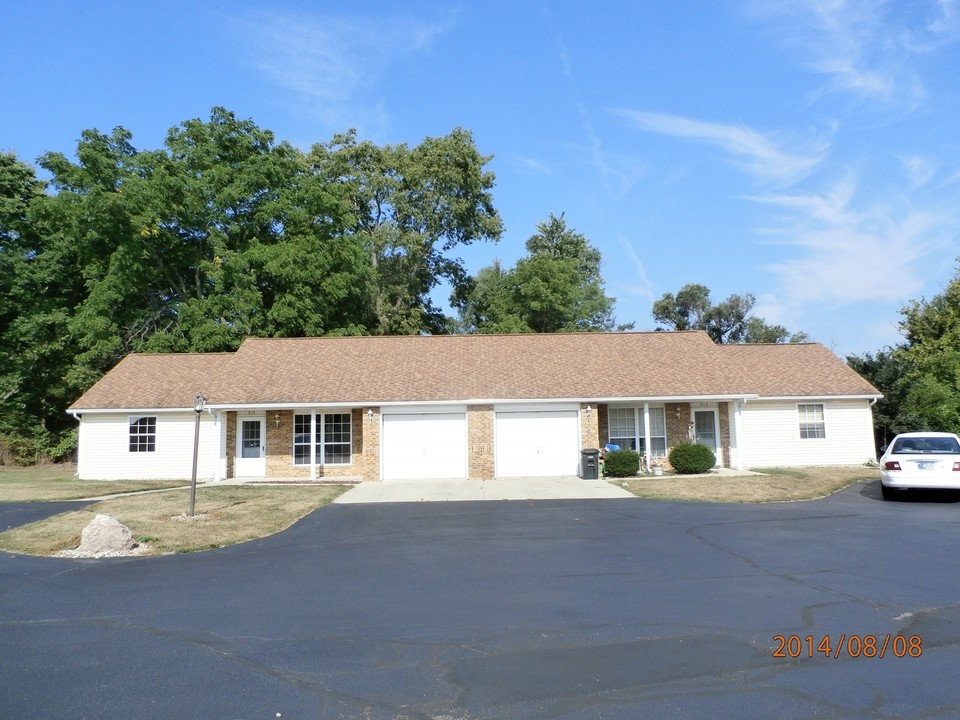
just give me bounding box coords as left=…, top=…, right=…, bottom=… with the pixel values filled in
left=306, top=128, right=503, bottom=335
left=0, top=152, right=77, bottom=461
left=652, top=283, right=807, bottom=344
left=456, top=213, right=628, bottom=333
left=849, top=263, right=960, bottom=442
left=0, top=109, right=504, bottom=462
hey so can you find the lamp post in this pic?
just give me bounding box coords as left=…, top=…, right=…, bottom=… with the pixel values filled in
left=189, top=393, right=206, bottom=516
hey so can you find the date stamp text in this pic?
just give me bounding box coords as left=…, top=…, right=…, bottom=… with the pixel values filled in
left=772, top=634, right=922, bottom=659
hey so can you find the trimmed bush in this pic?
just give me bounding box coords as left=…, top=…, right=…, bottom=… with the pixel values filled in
left=604, top=449, right=640, bottom=477
left=668, top=442, right=716, bottom=474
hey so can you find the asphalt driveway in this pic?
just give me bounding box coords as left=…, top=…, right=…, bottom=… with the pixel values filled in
left=2, top=480, right=960, bottom=719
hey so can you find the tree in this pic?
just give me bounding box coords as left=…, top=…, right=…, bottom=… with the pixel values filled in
left=848, top=263, right=960, bottom=440
left=0, top=110, right=509, bottom=461
left=652, top=283, right=807, bottom=343
left=455, top=213, right=630, bottom=333
left=846, top=349, right=908, bottom=449
left=0, top=152, right=76, bottom=461
left=306, top=128, right=503, bottom=335
left=892, top=268, right=960, bottom=434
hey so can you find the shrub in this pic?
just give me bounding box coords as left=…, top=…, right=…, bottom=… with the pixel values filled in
left=604, top=449, right=640, bottom=477
left=668, top=442, right=716, bottom=474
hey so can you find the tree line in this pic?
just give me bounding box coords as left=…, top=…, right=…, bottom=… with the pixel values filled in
left=5, top=106, right=940, bottom=463
left=847, top=269, right=960, bottom=448
left=0, top=108, right=635, bottom=461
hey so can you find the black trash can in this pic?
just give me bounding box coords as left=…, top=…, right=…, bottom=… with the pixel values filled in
left=580, top=448, right=600, bottom=479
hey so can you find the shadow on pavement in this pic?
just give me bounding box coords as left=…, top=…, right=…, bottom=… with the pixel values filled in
left=859, top=479, right=960, bottom=504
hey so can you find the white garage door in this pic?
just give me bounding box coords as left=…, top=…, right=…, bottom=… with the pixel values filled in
left=495, top=410, right=580, bottom=477
left=382, top=413, right=467, bottom=480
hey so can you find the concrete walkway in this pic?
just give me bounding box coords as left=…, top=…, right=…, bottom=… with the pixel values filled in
left=333, top=475, right=635, bottom=503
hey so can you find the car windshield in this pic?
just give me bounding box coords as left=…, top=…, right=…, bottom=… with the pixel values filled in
left=892, top=436, right=960, bottom=454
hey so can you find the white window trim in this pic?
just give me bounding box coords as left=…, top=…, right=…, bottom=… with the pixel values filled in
left=798, top=403, right=826, bottom=440
left=293, top=411, right=353, bottom=469
left=607, top=405, right=667, bottom=459
left=128, top=415, right=157, bottom=453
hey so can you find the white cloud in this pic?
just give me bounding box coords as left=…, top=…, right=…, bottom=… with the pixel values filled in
left=899, top=154, right=939, bottom=189
left=615, top=235, right=656, bottom=302
left=745, top=0, right=959, bottom=106
left=749, top=175, right=951, bottom=307
left=232, top=10, right=456, bottom=135
left=613, top=110, right=829, bottom=186
left=508, top=155, right=553, bottom=175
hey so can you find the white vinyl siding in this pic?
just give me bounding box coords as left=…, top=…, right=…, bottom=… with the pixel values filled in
left=77, top=412, right=223, bottom=480
left=737, top=399, right=877, bottom=467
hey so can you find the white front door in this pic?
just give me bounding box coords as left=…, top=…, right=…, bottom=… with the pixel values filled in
left=693, top=410, right=720, bottom=466
left=235, top=417, right=266, bottom=477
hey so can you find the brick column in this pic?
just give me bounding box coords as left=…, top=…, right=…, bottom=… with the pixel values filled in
left=225, top=411, right=236, bottom=479
left=580, top=402, right=600, bottom=449
left=360, top=407, right=380, bottom=481
left=467, top=405, right=494, bottom=479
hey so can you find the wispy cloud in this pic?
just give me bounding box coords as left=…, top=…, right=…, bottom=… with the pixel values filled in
left=899, top=154, right=939, bottom=189
left=612, top=110, right=829, bottom=186
left=745, top=0, right=960, bottom=105
left=615, top=235, right=656, bottom=302
left=748, top=174, right=951, bottom=306
left=508, top=155, right=553, bottom=175
left=232, top=9, right=457, bottom=136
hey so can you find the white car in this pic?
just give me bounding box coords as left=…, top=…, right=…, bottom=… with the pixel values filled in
left=879, top=432, right=960, bottom=500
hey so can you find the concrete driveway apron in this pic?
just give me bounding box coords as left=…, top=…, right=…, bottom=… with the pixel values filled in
left=334, top=475, right=635, bottom=503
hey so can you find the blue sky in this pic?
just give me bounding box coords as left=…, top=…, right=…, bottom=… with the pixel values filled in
left=2, top=1, right=958, bottom=357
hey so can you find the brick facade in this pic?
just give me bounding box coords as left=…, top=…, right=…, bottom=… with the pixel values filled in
left=225, top=411, right=236, bottom=479
left=580, top=403, right=600, bottom=450
left=226, top=408, right=375, bottom=480
left=467, top=405, right=494, bottom=479
left=224, top=401, right=730, bottom=481
left=718, top=402, right=731, bottom=469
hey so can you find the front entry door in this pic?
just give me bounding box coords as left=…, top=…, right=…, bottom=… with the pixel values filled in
left=235, top=417, right=266, bottom=477
left=693, top=410, right=719, bottom=466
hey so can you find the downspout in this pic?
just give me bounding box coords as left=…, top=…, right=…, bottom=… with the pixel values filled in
left=642, top=403, right=652, bottom=473
left=69, top=411, right=81, bottom=478
left=210, top=409, right=222, bottom=481
left=310, top=411, right=317, bottom=480
left=733, top=399, right=747, bottom=471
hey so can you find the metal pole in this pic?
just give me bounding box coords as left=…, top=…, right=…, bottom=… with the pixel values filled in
left=189, top=393, right=205, bottom=516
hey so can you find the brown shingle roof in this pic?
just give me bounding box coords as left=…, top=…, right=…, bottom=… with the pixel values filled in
left=68, top=332, right=880, bottom=411
left=68, top=353, right=235, bottom=410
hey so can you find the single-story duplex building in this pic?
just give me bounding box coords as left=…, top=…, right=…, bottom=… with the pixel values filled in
left=67, top=331, right=881, bottom=481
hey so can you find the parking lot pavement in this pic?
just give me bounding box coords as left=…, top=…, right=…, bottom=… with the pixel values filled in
left=3, top=479, right=960, bottom=719
left=0, top=500, right=91, bottom=532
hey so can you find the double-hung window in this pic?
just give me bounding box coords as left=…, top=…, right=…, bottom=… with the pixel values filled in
left=129, top=416, right=156, bottom=452
left=798, top=404, right=826, bottom=439
left=608, top=407, right=667, bottom=458
left=608, top=408, right=637, bottom=451
left=293, top=412, right=352, bottom=466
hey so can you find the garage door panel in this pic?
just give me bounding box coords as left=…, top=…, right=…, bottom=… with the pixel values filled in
left=382, top=413, right=467, bottom=480
left=495, top=410, right=579, bottom=477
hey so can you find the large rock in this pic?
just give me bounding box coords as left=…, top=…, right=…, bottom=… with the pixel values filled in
left=77, top=514, right=135, bottom=555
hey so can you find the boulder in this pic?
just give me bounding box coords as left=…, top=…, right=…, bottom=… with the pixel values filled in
left=77, top=514, right=136, bottom=555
